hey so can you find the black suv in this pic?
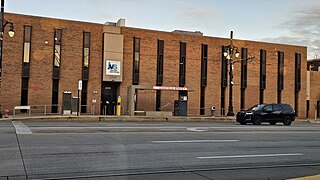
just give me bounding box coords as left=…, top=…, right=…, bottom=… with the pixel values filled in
left=236, top=104, right=295, bottom=125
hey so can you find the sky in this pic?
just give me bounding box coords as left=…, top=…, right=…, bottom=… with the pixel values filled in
left=6, top=0, right=320, bottom=60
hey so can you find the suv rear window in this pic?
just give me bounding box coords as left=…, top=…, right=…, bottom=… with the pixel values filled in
left=281, top=104, right=293, bottom=111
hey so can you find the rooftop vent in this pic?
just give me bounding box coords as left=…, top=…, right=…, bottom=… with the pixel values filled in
left=104, top=18, right=125, bottom=27
left=172, top=30, right=203, bottom=36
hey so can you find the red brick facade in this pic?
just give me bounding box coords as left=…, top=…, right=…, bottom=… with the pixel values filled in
left=1, top=13, right=308, bottom=118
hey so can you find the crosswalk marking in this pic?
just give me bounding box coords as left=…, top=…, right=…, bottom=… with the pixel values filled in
left=12, top=121, right=32, bottom=134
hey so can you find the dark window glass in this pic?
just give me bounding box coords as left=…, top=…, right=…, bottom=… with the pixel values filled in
left=51, top=80, right=59, bottom=113
left=295, top=53, right=301, bottom=92
left=221, top=89, right=226, bottom=116
left=241, top=89, right=245, bottom=110
left=179, top=42, right=186, bottom=87
left=241, top=48, right=248, bottom=89
left=81, top=81, right=88, bottom=113
left=260, top=50, right=266, bottom=90
left=277, top=51, right=284, bottom=103
left=221, top=46, right=228, bottom=88
left=201, top=44, right=208, bottom=87
left=83, top=32, right=90, bottom=68
left=264, top=105, right=273, bottom=112
left=133, top=37, right=140, bottom=85
left=156, top=90, right=161, bottom=111
left=260, top=90, right=264, bottom=104
left=21, top=78, right=29, bottom=106
left=200, top=87, right=205, bottom=115
left=273, top=104, right=282, bottom=111
left=282, top=104, right=292, bottom=111
left=278, top=51, right=284, bottom=91
left=157, top=40, right=164, bottom=85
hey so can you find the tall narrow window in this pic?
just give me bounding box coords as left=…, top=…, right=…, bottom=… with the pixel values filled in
left=157, top=40, right=164, bottom=86
left=240, top=48, right=248, bottom=110
left=277, top=51, right=284, bottom=103
left=200, top=44, right=208, bottom=115
left=295, top=53, right=301, bottom=116
left=21, top=26, right=32, bottom=106
left=54, top=29, right=62, bottom=67
left=23, top=26, right=32, bottom=64
left=52, top=29, right=62, bottom=113
left=81, top=32, right=90, bottom=113
left=179, top=42, right=186, bottom=87
left=260, top=49, right=266, bottom=104
left=156, top=40, right=164, bottom=111
left=156, top=90, right=161, bottom=111
left=221, top=46, right=228, bottom=116
left=133, top=37, right=140, bottom=85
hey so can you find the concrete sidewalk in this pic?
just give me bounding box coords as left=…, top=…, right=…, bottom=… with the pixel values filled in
left=0, top=115, right=319, bottom=124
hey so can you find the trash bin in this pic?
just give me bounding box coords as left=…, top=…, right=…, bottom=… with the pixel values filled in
left=211, top=106, right=216, bottom=117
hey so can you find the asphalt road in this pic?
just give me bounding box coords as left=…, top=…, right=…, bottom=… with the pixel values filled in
left=1, top=121, right=320, bottom=180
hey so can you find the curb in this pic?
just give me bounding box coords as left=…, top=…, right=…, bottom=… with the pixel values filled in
left=0, top=116, right=318, bottom=124
left=0, top=115, right=236, bottom=123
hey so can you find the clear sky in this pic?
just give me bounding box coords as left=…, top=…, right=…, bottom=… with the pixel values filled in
left=6, top=0, right=320, bottom=59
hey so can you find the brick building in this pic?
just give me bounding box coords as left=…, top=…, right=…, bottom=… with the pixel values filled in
left=0, top=13, right=308, bottom=118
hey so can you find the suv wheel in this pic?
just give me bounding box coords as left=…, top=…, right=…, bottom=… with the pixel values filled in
left=283, top=116, right=292, bottom=126
left=240, top=122, right=247, bottom=125
left=253, top=116, right=262, bottom=125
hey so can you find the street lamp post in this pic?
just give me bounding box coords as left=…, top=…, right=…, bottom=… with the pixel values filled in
left=0, top=0, right=14, bottom=117
left=224, top=31, right=239, bottom=116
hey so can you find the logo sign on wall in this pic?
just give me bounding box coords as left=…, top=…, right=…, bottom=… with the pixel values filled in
left=106, top=60, right=121, bottom=76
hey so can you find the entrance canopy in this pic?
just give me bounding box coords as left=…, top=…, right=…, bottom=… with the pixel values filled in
left=127, top=85, right=193, bottom=116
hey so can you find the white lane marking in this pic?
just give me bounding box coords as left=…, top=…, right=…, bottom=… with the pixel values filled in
left=151, top=140, right=239, bottom=143
left=197, top=153, right=303, bottom=159
left=12, top=121, right=32, bottom=134
left=187, top=128, right=208, bottom=132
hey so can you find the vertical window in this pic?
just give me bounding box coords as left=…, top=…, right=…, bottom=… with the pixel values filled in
left=21, top=26, right=32, bottom=106
left=83, top=32, right=90, bottom=68
left=157, top=40, right=164, bottom=85
left=295, top=53, right=301, bottom=116
left=52, top=29, right=62, bottom=113
left=179, top=42, right=186, bottom=87
left=295, top=53, right=301, bottom=92
left=23, top=26, right=32, bottom=64
left=200, top=44, right=208, bottom=115
left=81, top=32, right=90, bottom=113
left=221, top=46, right=227, bottom=116
left=156, top=90, right=161, bottom=111
left=21, top=78, right=29, bottom=106
left=51, top=80, right=59, bottom=113
left=260, top=49, right=266, bottom=104
left=133, top=37, right=140, bottom=85
left=54, top=29, right=62, bottom=67
left=201, top=44, right=208, bottom=87
left=277, top=51, right=284, bottom=103
left=240, top=48, right=248, bottom=110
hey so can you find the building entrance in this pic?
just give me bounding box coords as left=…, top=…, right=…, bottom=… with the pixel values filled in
left=101, top=82, right=119, bottom=115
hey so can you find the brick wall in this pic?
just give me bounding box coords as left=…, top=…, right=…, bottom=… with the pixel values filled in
left=1, top=13, right=102, bottom=115
left=120, top=27, right=307, bottom=117
left=0, top=13, right=308, bottom=118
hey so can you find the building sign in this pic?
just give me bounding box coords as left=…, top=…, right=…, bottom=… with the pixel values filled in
left=153, top=86, right=188, bottom=91
left=106, top=60, right=120, bottom=76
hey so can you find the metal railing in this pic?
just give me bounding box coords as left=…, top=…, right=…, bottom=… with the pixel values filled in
left=13, top=105, right=61, bottom=116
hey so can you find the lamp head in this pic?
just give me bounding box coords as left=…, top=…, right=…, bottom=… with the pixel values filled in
left=8, top=24, right=14, bottom=38
left=223, top=51, right=228, bottom=57
left=235, top=49, right=240, bottom=58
